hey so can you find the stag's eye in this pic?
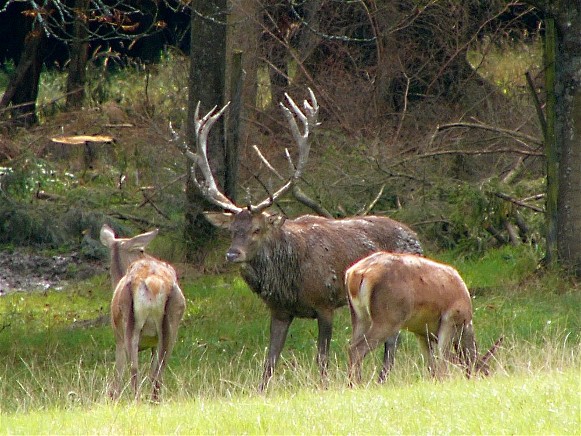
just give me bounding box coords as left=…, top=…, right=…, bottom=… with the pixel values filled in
left=252, top=228, right=261, bottom=235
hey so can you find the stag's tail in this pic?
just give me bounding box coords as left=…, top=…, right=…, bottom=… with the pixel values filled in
left=475, top=336, right=504, bottom=376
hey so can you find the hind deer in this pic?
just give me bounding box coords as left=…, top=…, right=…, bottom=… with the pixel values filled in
left=174, top=89, right=423, bottom=391
left=100, top=224, right=186, bottom=401
left=345, top=252, right=502, bottom=385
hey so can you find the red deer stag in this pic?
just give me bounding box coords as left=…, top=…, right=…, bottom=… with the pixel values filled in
left=100, top=224, right=186, bottom=401
left=346, top=252, right=502, bottom=385
left=176, top=89, right=422, bottom=391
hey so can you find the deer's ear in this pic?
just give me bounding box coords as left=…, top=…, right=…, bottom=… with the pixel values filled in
left=204, top=212, right=234, bottom=229
left=265, top=213, right=286, bottom=228
left=124, top=228, right=158, bottom=252
left=100, top=224, right=116, bottom=247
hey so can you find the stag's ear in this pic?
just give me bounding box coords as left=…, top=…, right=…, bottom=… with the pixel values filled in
left=265, top=213, right=286, bottom=228
left=204, top=212, right=234, bottom=229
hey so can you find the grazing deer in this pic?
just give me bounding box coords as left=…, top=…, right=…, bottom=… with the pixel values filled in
left=174, top=89, right=423, bottom=391
left=100, top=224, right=186, bottom=401
left=345, top=252, right=502, bottom=385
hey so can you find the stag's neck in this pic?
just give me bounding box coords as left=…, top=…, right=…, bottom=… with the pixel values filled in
left=242, top=229, right=302, bottom=306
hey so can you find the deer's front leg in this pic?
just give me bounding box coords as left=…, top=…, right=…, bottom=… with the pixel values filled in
left=259, top=311, right=293, bottom=392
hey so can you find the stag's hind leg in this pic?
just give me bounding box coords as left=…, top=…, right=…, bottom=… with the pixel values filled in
left=316, top=309, right=335, bottom=387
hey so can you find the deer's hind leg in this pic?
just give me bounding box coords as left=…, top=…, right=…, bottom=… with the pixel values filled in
left=151, top=286, right=185, bottom=402
left=457, top=321, right=477, bottom=377
left=349, top=321, right=399, bottom=386
left=417, top=333, right=438, bottom=377
left=378, top=333, right=399, bottom=383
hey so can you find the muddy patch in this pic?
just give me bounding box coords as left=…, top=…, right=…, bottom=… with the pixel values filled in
left=0, top=248, right=104, bottom=295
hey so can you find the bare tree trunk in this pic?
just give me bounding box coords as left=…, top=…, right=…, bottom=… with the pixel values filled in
left=184, top=0, right=228, bottom=264
left=260, top=0, right=290, bottom=105
left=554, top=7, right=581, bottom=274
left=0, top=26, right=43, bottom=126
left=66, top=0, right=90, bottom=109
left=230, top=0, right=260, bottom=113
left=225, top=50, right=243, bottom=203
left=543, top=17, right=558, bottom=266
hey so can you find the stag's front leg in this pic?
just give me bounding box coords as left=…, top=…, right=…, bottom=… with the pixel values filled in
left=316, top=310, right=334, bottom=387
left=378, top=333, right=399, bottom=383
left=259, top=311, right=293, bottom=392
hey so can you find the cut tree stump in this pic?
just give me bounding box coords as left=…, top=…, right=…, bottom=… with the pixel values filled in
left=47, top=135, right=115, bottom=170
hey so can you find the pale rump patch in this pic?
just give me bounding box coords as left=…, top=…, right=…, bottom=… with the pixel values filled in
left=101, top=224, right=185, bottom=401
left=349, top=275, right=372, bottom=322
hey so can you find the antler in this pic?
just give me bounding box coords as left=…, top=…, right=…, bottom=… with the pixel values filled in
left=250, top=88, right=319, bottom=212
left=174, top=89, right=318, bottom=214
left=172, top=101, right=241, bottom=213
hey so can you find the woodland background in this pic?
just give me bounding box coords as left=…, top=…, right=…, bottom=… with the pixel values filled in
left=0, top=3, right=579, bottom=432
left=0, top=0, right=561, bottom=264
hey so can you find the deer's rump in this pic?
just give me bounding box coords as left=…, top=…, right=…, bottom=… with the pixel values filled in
left=241, top=215, right=422, bottom=318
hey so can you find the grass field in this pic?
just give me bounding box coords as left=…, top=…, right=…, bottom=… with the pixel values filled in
left=2, top=369, right=578, bottom=434
left=0, top=246, right=580, bottom=434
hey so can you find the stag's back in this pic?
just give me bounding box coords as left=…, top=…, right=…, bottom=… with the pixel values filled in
left=245, top=215, right=422, bottom=314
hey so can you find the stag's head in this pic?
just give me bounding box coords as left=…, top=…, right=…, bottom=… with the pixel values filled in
left=205, top=209, right=286, bottom=263
left=176, top=89, right=318, bottom=264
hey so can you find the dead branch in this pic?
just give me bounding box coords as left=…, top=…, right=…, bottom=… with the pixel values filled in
left=434, top=122, right=543, bottom=148
left=292, top=185, right=333, bottom=218
left=494, top=192, right=544, bottom=213
left=358, top=184, right=385, bottom=216
left=503, top=219, right=521, bottom=245
left=107, top=212, right=165, bottom=228
left=252, top=144, right=332, bottom=217
left=139, top=187, right=171, bottom=220
left=379, top=147, right=543, bottom=177
left=514, top=211, right=530, bottom=238
left=485, top=223, right=508, bottom=244
left=525, top=71, right=547, bottom=137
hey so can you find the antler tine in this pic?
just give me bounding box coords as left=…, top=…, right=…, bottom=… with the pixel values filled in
left=190, top=101, right=241, bottom=213
left=250, top=89, right=319, bottom=212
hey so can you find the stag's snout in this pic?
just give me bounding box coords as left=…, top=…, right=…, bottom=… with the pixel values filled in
left=226, top=248, right=245, bottom=263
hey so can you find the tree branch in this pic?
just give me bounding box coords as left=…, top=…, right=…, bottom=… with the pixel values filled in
left=494, top=192, right=544, bottom=213
left=434, top=122, right=543, bottom=147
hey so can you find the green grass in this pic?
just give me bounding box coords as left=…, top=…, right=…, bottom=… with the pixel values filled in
left=1, top=369, right=579, bottom=434
left=0, top=246, right=580, bottom=433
